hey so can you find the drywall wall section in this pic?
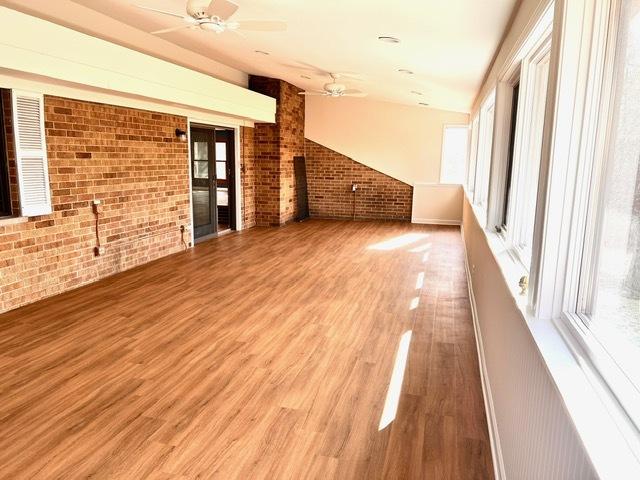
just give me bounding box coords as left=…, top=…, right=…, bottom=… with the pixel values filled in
left=412, top=183, right=463, bottom=224
left=305, top=96, right=469, bottom=185
left=471, top=0, right=551, bottom=112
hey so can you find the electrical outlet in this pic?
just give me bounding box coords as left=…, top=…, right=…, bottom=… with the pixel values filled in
left=94, top=246, right=105, bottom=256
left=352, top=183, right=359, bottom=192
left=92, top=199, right=103, bottom=214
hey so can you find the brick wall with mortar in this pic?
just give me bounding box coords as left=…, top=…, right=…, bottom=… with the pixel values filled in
left=0, top=95, right=192, bottom=313
left=248, top=76, right=304, bottom=226
left=240, top=126, right=256, bottom=229
left=305, top=138, right=413, bottom=221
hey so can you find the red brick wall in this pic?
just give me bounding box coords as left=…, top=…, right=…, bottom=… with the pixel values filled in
left=305, top=139, right=413, bottom=221
left=0, top=95, right=191, bottom=313
left=240, top=126, right=256, bottom=229
left=249, top=76, right=281, bottom=226
left=278, top=81, right=305, bottom=224
left=248, top=76, right=304, bottom=226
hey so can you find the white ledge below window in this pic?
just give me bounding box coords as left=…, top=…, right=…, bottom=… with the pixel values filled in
left=465, top=195, right=640, bottom=479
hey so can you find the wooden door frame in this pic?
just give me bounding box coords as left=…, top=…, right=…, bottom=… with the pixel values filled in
left=187, top=119, right=242, bottom=246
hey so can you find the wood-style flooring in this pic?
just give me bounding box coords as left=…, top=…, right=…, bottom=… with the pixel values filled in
left=0, top=219, right=494, bottom=479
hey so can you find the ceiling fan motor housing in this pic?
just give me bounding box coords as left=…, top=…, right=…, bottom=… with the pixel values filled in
left=186, top=0, right=211, bottom=19
left=325, top=82, right=346, bottom=94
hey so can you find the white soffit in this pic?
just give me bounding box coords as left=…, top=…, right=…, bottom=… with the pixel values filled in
left=0, top=7, right=275, bottom=123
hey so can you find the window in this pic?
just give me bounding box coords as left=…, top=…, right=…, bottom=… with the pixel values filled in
left=568, top=0, right=640, bottom=426
left=467, top=115, right=480, bottom=194
left=0, top=90, right=12, bottom=217
left=215, top=141, right=227, bottom=180
left=503, top=40, right=551, bottom=268
left=500, top=81, right=520, bottom=229
left=440, top=125, right=468, bottom=184
left=474, top=91, right=496, bottom=211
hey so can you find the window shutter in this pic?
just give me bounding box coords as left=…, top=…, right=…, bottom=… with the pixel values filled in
left=12, top=90, right=52, bottom=217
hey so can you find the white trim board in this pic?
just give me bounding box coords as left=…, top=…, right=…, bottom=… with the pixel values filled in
left=0, top=7, right=275, bottom=123
left=411, top=218, right=461, bottom=226
left=460, top=224, right=506, bottom=480
left=0, top=71, right=255, bottom=128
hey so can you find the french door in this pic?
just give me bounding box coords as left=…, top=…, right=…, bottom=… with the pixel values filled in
left=190, top=126, right=236, bottom=240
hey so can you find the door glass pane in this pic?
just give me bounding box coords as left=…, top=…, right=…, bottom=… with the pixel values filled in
left=215, top=142, right=226, bottom=161
left=194, top=141, right=208, bottom=160
left=216, top=161, right=227, bottom=180
left=192, top=187, right=210, bottom=227
left=589, top=0, right=640, bottom=386
left=194, top=161, right=208, bottom=179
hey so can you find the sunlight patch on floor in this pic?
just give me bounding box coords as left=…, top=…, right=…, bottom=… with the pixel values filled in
left=409, top=243, right=432, bottom=253
left=378, top=330, right=413, bottom=431
left=368, top=233, right=429, bottom=251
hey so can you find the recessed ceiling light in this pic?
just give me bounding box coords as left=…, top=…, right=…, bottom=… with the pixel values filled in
left=301, top=75, right=311, bottom=80
left=398, top=69, right=414, bottom=74
left=254, top=50, right=269, bottom=55
left=418, top=102, right=429, bottom=106
left=411, top=91, right=423, bottom=95
left=378, top=36, right=400, bottom=44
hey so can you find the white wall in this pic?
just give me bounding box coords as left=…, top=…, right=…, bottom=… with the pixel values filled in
left=305, top=96, right=469, bottom=185
left=471, top=0, right=551, bottom=113
left=411, top=184, right=463, bottom=225
left=462, top=197, right=597, bottom=479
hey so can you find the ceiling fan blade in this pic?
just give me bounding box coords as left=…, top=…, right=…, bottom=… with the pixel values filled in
left=207, top=0, right=239, bottom=20
left=342, top=89, right=367, bottom=97
left=151, top=24, right=191, bottom=35
left=135, top=5, right=185, bottom=19
left=235, top=20, right=287, bottom=32
left=298, top=91, right=327, bottom=96
left=291, top=61, right=363, bottom=81
left=334, top=73, right=364, bottom=82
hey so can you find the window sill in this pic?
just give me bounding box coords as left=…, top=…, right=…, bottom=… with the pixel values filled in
left=0, top=216, right=28, bottom=227
left=465, top=194, right=640, bottom=479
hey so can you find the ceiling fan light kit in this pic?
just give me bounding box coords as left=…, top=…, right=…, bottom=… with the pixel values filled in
left=298, top=71, right=367, bottom=98
left=139, top=0, right=286, bottom=36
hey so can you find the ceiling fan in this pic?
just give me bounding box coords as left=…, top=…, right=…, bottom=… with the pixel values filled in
left=136, top=0, right=287, bottom=35
left=299, top=74, right=367, bottom=98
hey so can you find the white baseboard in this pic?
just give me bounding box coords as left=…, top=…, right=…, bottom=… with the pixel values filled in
left=460, top=225, right=506, bottom=480
left=411, top=217, right=461, bottom=226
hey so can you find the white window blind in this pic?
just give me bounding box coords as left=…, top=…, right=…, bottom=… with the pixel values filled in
left=12, top=90, right=52, bottom=217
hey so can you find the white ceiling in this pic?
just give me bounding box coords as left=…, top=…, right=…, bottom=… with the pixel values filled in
left=1, top=0, right=517, bottom=112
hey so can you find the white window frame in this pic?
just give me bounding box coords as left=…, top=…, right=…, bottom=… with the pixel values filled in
left=486, top=5, right=554, bottom=271
left=473, top=91, right=496, bottom=213
left=466, top=114, right=480, bottom=195
left=563, top=0, right=640, bottom=432
left=533, top=0, right=640, bottom=450
left=504, top=38, right=553, bottom=269
left=439, top=124, right=469, bottom=184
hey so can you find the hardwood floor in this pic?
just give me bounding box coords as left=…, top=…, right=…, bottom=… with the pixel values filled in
left=0, top=219, right=494, bottom=479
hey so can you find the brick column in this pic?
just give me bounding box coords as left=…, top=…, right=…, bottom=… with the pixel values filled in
left=249, top=76, right=305, bottom=226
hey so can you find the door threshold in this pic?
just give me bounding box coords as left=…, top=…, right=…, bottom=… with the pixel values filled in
left=194, top=229, right=233, bottom=244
